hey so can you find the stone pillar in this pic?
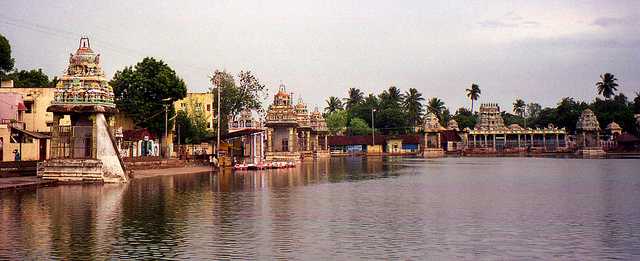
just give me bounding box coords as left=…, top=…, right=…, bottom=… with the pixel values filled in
left=483, top=134, right=487, bottom=147
left=324, top=135, right=328, bottom=150
left=288, top=128, right=294, bottom=152
left=306, top=131, right=311, bottom=151
left=517, top=134, right=521, bottom=147
left=315, top=135, right=319, bottom=151
left=543, top=134, right=546, bottom=150
left=492, top=134, right=496, bottom=149
left=437, top=133, right=441, bottom=148
left=267, top=128, right=272, bottom=152
left=473, top=134, right=476, bottom=148
left=555, top=134, right=559, bottom=149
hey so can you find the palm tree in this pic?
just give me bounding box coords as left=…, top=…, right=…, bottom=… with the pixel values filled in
left=596, top=73, right=619, bottom=99
left=324, top=96, right=343, bottom=114
left=403, top=88, right=425, bottom=127
left=513, top=99, right=526, bottom=117
left=427, top=97, right=445, bottom=119
left=344, top=88, right=364, bottom=110
left=465, top=83, right=481, bottom=112
left=379, top=86, right=404, bottom=109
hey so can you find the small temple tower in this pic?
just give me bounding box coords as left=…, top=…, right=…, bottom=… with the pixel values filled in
left=576, top=108, right=605, bottom=156
left=309, top=107, right=330, bottom=157
left=422, top=112, right=445, bottom=157
left=264, top=84, right=301, bottom=161
left=606, top=121, right=622, bottom=140
left=295, top=98, right=312, bottom=157
left=42, top=37, right=128, bottom=182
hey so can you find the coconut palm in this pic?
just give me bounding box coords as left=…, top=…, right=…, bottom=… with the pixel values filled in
left=465, top=83, right=481, bottom=112
left=427, top=97, right=445, bottom=119
left=403, top=88, right=425, bottom=127
left=379, top=86, right=404, bottom=109
left=513, top=99, right=526, bottom=117
left=596, top=73, right=619, bottom=99
left=324, top=96, right=343, bottom=114
left=344, top=88, right=364, bottom=110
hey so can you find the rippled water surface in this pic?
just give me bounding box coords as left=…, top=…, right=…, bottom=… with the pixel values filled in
left=1, top=157, right=640, bottom=259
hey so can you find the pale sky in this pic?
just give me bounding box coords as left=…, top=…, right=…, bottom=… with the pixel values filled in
left=2, top=0, right=639, bottom=111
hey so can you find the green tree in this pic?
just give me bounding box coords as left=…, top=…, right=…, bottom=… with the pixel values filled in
left=591, top=94, right=637, bottom=135
left=403, top=88, right=425, bottom=128
left=0, top=34, right=14, bottom=78
left=7, top=69, right=50, bottom=87
left=344, top=88, right=364, bottom=111
left=555, top=97, right=588, bottom=132
left=324, top=96, right=343, bottom=114
left=376, top=107, right=407, bottom=134
left=596, top=73, right=619, bottom=99
left=453, top=108, right=477, bottom=130
left=111, top=57, right=187, bottom=136
left=465, top=83, right=481, bottom=112
left=326, top=110, right=348, bottom=135
left=379, top=86, right=403, bottom=109
left=440, top=108, right=452, bottom=126
left=427, top=97, right=445, bottom=119
left=210, top=70, right=266, bottom=135
left=634, top=92, right=640, bottom=113
left=501, top=111, right=524, bottom=126
left=349, top=93, right=379, bottom=127
left=526, top=103, right=542, bottom=122
left=175, top=102, right=213, bottom=144
left=348, top=117, right=371, bottom=135
left=513, top=99, right=526, bottom=117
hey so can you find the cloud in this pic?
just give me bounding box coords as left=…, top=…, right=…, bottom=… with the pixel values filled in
left=592, top=16, right=638, bottom=27
left=477, top=11, right=540, bottom=29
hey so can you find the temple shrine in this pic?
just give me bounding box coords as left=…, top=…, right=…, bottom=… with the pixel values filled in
left=41, top=37, right=128, bottom=182
left=576, top=108, right=605, bottom=156
left=264, top=84, right=329, bottom=161
left=422, top=112, right=446, bottom=157
left=465, top=103, right=568, bottom=153
left=264, top=84, right=301, bottom=161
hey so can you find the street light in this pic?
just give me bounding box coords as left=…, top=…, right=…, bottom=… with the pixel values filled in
left=162, top=97, right=173, bottom=159
left=371, top=108, right=376, bottom=146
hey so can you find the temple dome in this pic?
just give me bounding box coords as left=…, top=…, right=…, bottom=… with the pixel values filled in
left=508, top=123, right=524, bottom=130
left=447, top=119, right=459, bottom=130
left=423, top=112, right=445, bottom=132
left=607, top=121, right=622, bottom=131
left=577, top=109, right=601, bottom=131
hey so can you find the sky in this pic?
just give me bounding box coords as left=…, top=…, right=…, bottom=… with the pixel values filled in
left=2, top=0, right=639, bottom=112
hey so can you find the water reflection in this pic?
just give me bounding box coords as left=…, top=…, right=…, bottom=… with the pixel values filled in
left=1, top=157, right=639, bottom=259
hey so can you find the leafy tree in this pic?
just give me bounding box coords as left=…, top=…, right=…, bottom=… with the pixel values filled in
left=427, top=97, right=445, bottom=119
left=111, top=57, right=187, bottom=136
left=513, top=99, right=526, bottom=117
left=0, top=34, right=14, bottom=78
left=324, top=96, right=343, bottom=114
left=403, top=88, right=425, bottom=128
left=465, top=83, right=481, bottom=112
left=529, top=107, right=557, bottom=129
left=526, top=103, right=542, bottom=122
left=379, top=86, right=403, bottom=109
left=440, top=108, right=452, bottom=126
left=554, top=97, right=588, bottom=132
left=453, top=107, right=477, bottom=130
left=591, top=94, right=637, bottom=135
left=326, top=110, right=348, bottom=135
left=596, top=73, right=619, bottom=99
left=501, top=111, right=524, bottom=126
left=634, top=92, right=640, bottom=113
left=344, top=88, right=364, bottom=110
left=175, top=102, right=213, bottom=144
left=376, top=107, right=407, bottom=135
left=210, top=70, right=266, bottom=135
left=6, top=69, right=50, bottom=87
left=348, top=117, right=372, bottom=135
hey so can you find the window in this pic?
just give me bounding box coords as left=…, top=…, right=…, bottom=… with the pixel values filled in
left=24, top=101, right=34, bottom=113
left=207, top=104, right=211, bottom=111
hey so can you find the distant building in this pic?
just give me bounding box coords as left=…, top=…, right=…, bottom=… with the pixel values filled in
left=465, top=103, right=568, bottom=153
left=0, top=80, right=54, bottom=161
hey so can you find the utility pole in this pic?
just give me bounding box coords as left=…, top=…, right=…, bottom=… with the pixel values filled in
left=162, top=98, right=172, bottom=159
left=371, top=108, right=376, bottom=146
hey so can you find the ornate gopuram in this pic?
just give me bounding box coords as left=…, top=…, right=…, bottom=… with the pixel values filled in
left=576, top=108, right=605, bottom=156
left=42, top=37, right=128, bottom=183
left=295, top=98, right=313, bottom=158
left=264, top=85, right=301, bottom=161
left=422, top=112, right=446, bottom=157
left=309, top=107, right=330, bottom=157
left=465, top=103, right=568, bottom=154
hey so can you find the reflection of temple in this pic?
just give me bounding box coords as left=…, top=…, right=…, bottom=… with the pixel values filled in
left=465, top=103, right=568, bottom=153
left=576, top=108, right=605, bottom=156
left=264, top=84, right=329, bottom=161
left=41, top=37, right=127, bottom=183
